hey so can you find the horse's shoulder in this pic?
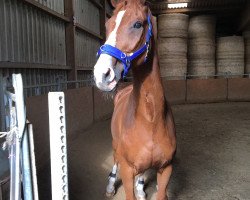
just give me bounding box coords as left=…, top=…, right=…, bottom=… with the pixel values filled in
left=114, top=84, right=133, bottom=105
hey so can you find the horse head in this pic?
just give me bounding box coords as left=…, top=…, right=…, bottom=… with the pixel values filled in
left=93, top=0, right=153, bottom=92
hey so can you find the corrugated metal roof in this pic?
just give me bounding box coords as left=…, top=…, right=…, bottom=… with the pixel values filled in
left=149, top=0, right=246, bottom=12
left=187, top=0, right=246, bottom=9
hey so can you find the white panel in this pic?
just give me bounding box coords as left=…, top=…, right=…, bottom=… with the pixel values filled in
left=48, top=92, right=69, bottom=200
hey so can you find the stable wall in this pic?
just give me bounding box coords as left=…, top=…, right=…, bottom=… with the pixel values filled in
left=26, top=78, right=250, bottom=170
left=186, top=79, right=227, bottom=103
left=228, top=78, right=250, bottom=101
left=163, top=79, right=186, bottom=104
left=164, top=78, right=250, bottom=104
left=26, top=87, right=113, bottom=171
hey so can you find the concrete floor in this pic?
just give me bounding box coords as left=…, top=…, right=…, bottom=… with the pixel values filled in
left=66, top=102, right=250, bottom=200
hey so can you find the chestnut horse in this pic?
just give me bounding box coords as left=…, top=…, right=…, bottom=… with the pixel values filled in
left=93, top=0, right=176, bottom=199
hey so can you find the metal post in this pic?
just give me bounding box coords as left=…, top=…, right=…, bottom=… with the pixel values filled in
left=28, top=123, right=39, bottom=200
left=48, top=92, right=69, bottom=200
left=4, top=83, right=19, bottom=200
left=22, top=128, right=33, bottom=200
left=2, top=74, right=37, bottom=200
left=12, top=74, right=25, bottom=200
left=0, top=69, right=5, bottom=131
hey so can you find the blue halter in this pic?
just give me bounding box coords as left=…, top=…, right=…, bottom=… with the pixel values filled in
left=97, top=15, right=153, bottom=78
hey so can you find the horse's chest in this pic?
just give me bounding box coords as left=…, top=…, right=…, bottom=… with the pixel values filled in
left=118, top=134, right=173, bottom=173
left=123, top=141, right=153, bottom=172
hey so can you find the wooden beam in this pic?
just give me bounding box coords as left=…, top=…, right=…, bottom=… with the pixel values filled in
left=22, top=0, right=70, bottom=22
left=153, top=5, right=243, bottom=15
left=76, top=67, right=93, bottom=71
left=75, top=23, right=103, bottom=40
left=100, top=0, right=106, bottom=42
left=64, top=0, right=77, bottom=81
left=89, top=0, right=104, bottom=10
left=0, top=62, right=71, bottom=70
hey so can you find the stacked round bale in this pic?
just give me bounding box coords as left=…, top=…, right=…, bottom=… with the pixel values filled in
left=216, top=36, right=244, bottom=77
left=158, top=13, right=189, bottom=80
left=243, top=31, right=250, bottom=75
left=188, top=15, right=216, bottom=79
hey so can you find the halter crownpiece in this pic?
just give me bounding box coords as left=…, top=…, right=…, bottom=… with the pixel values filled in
left=97, top=15, right=153, bottom=78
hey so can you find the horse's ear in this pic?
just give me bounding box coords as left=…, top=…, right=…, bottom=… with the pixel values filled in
left=110, top=0, right=128, bottom=8
left=110, top=0, right=118, bottom=8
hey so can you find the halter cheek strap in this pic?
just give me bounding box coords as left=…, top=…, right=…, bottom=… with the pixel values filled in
left=97, top=15, right=153, bottom=78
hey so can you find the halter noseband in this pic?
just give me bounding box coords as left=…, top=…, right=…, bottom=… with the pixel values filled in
left=97, top=15, right=153, bottom=78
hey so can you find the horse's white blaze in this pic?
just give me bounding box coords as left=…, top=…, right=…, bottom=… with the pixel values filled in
left=94, top=10, right=126, bottom=91
left=105, top=10, right=126, bottom=46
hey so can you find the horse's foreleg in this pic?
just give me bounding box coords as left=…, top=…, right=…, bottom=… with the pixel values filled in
left=106, top=163, right=118, bottom=197
left=120, top=162, right=136, bottom=200
left=156, top=164, right=172, bottom=200
left=135, top=174, right=146, bottom=200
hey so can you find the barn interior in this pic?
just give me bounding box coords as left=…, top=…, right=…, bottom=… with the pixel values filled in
left=0, top=0, right=250, bottom=199
left=150, top=0, right=248, bottom=36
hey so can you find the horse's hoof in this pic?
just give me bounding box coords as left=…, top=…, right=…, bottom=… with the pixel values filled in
left=105, top=190, right=115, bottom=198
left=135, top=190, right=146, bottom=200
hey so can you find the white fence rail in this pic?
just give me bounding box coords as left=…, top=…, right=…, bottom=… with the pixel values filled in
left=0, top=74, right=70, bottom=200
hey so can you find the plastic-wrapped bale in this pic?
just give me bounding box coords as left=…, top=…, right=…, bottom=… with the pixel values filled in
left=159, top=58, right=187, bottom=80
left=157, top=14, right=189, bottom=80
left=216, top=36, right=244, bottom=78
left=158, top=38, right=187, bottom=58
left=158, top=13, right=189, bottom=38
left=188, top=38, right=215, bottom=78
left=158, top=38, right=187, bottom=79
left=188, top=38, right=215, bottom=60
left=188, top=15, right=216, bottom=39
left=188, top=15, right=216, bottom=79
left=188, top=59, right=215, bottom=79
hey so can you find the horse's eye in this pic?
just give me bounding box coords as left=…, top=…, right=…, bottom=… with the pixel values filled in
left=133, top=21, right=142, bottom=29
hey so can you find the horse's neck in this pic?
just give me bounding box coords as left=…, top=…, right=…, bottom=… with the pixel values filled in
left=131, top=52, right=165, bottom=122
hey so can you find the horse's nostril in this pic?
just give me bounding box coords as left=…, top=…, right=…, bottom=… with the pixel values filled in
left=102, top=67, right=115, bottom=83
left=105, top=68, right=111, bottom=78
